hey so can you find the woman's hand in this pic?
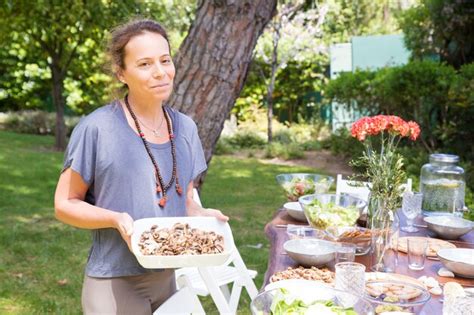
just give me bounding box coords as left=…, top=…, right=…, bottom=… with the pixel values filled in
left=192, top=207, right=229, bottom=222
left=114, top=212, right=134, bottom=251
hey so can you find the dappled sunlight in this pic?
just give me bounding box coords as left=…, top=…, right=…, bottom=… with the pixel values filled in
left=0, top=298, right=29, bottom=314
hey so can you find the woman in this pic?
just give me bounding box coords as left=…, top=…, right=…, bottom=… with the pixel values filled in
left=54, top=19, right=228, bottom=314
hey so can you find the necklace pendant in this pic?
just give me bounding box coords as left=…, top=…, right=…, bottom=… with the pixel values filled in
left=176, top=184, right=182, bottom=195
left=158, top=196, right=167, bottom=207
left=153, top=130, right=159, bottom=137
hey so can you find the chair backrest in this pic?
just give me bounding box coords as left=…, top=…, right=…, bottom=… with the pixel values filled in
left=193, top=188, right=202, bottom=206
left=335, top=174, right=371, bottom=202
left=336, top=174, right=414, bottom=202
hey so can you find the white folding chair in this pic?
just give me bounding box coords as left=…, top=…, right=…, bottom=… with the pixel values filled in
left=174, top=188, right=259, bottom=314
left=336, top=174, right=413, bottom=202
left=153, top=287, right=205, bottom=315
left=336, top=174, right=372, bottom=202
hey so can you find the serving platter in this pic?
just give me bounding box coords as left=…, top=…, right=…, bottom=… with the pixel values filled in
left=131, top=217, right=234, bottom=268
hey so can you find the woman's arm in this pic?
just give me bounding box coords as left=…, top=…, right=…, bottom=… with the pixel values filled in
left=54, top=168, right=134, bottom=248
left=186, top=181, right=229, bottom=221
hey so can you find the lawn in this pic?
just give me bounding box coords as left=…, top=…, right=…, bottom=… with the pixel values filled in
left=0, top=131, right=315, bottom=314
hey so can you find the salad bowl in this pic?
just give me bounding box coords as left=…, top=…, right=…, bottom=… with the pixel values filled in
left=276, top=173, right=334, bottom=201
left=299, top=194, right=367, bottom=230
left=251, top=281, right=374, bottom=314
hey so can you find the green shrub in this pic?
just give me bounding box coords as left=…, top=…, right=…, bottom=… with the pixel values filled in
left=264, top=142, right=304, bottom=160
left=321, top=128, right=363, bottom=159
left=227, top=131, right=266, bottom=149
left=214, top=137, right=237, bottom=155
left=301, top=140, right=323, bottom=151
left=1, top=110, right=80, bottom=136
left=273, top=129, right=292, bottom=144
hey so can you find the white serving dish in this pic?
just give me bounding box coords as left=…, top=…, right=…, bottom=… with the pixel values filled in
left=283, top=201, right=307, bottom=222
left=437, top=248, right=474, bottom=278
left=132, top=217, right=234, bottom=269
left=283, top=238, right=336, bottom=267
left=423, top=215, right=473, bottom=240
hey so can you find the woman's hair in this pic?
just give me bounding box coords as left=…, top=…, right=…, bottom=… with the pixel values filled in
left=107, top=18, right=170, bottom=72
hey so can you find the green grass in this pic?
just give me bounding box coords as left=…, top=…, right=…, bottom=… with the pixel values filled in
left=0, top=131, right=314, bottom=314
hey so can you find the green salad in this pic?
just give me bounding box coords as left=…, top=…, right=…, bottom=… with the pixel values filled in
left=282, top=178, right=329, bottom=201
left=305, top=199, right=360, bottom=229
left=266, top=289, right=358, bottom=315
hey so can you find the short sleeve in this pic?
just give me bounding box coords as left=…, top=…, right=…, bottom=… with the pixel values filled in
left=189, top=122, right=207, bottom=180
left=62, top=118, right=98, bottom=186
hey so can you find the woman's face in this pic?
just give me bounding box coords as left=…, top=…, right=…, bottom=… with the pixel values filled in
left=118, top=31, right=175, bottom=102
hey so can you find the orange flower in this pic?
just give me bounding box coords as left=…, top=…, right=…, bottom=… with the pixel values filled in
left=351, top=115, right=420, bottom=142
left=408, top=121, right=421, bottom=140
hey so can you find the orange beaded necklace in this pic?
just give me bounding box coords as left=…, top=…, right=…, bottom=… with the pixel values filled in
left=124, top=94, right=182, bottom=207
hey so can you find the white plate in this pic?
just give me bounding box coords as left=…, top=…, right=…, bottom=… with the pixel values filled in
left=132, top=217, right=234, bottom=268
left=284, top=202, right=307, bottom=222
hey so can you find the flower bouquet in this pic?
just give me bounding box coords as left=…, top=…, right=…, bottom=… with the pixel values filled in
left=350, top=115, right=420, bottom=271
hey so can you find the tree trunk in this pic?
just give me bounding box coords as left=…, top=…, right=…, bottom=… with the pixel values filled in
left=51, top=59, right=67, bottom=151
left=169, top=0, right=277, bottom=186
left=267, top=68, right=277, bottom=143
left=267, top=20, right=280, bottom=143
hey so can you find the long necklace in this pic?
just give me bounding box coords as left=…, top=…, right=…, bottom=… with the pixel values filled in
left=135, top=113, right=164, bottom=137
left=124, top=94, right=182, bottom=207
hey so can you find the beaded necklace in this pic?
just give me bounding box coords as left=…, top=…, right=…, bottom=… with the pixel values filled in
left=124, top=94, right=182, bottom=207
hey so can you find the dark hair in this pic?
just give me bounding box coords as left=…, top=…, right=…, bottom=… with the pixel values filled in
left=107, top=19, right=170, bottom=72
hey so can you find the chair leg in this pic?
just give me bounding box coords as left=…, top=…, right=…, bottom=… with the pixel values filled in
left=231, top=251, right=258, bottom=299
left=219, top=283, right=231, bottom=301
left=197, top=267, right=234, bottom=315
left=228, top=283, right=243, bottom=313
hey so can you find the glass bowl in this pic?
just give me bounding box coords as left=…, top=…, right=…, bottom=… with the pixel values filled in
left=325, top=226, right=373, bottom=256
left=299, top=194, right=367, bottom=230
left=251, top=281, right=374, bottom=314
left=286, top=224, right=323, bottom=240
left=365, top=280, right=431, bottom=314
left=276, top=173, right=334, bottom=201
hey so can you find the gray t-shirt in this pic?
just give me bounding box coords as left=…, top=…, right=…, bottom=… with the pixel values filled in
left=62, top=101, right=207, bottom=277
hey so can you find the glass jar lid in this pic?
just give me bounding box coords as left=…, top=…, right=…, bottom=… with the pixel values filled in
left=429, top=153, right=459, bottom=163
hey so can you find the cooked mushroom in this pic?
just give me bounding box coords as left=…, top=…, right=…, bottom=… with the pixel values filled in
left=138, top=223, right=225, bottom=256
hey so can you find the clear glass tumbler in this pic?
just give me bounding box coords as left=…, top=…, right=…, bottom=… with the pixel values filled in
left=335, top=242, right=356, bottom=263
left=407, top=238, right=428, bottom=270
left=335, top=262, right=366, bottom=298
left=401, top=191, right=423, bottom=233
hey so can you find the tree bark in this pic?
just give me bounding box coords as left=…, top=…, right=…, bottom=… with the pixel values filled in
left=51, top=59, right=67, bottom=151
left=169, top=0, right=277, bottom=187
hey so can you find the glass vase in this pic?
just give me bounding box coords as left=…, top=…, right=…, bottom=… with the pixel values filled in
left=369, top=197, right=400, bottom=273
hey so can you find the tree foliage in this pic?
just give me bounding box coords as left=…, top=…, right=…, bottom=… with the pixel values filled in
left=238, top=0, right=412, bottom=132
left=0, top=0, right=196, bottom=149
left=325, top=60, right=473, bottom=156
left=399, top=0, right=474, bottom=67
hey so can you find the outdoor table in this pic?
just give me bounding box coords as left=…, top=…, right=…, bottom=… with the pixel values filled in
left=263, top=209, right=474, bottom=315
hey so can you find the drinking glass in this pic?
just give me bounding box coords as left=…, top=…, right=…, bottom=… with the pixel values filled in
left=407, top=238, right=428, bottom=270
left=335, top=242, right=356, bottom=263
left=443, top=295, right=474, bottom=315
left=335, top=262, right=366, bottom=298
left=401, top=191, right=423, bottom=233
